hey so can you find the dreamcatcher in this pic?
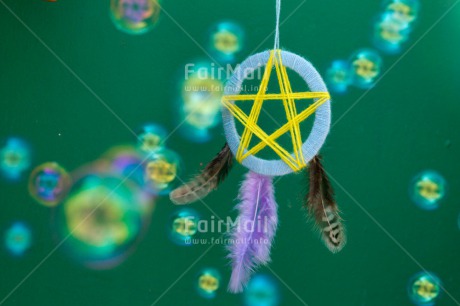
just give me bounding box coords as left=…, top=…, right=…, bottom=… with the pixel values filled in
left=171, top=0, right=346, bottom=293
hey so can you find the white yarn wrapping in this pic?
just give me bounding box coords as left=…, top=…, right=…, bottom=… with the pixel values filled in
left=222, top=50, right=331, bottom=176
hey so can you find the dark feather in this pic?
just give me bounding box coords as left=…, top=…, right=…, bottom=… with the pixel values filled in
left=305, top=155, right=346, bottom=253
left=170, top=143, right=233, bottom=205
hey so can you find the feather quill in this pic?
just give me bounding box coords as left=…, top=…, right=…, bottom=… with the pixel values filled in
left=306, top=155, right=346, bottom=253
left=227, top=171, right=278, bottom=293
left=170, top=143, right=233, bottom=205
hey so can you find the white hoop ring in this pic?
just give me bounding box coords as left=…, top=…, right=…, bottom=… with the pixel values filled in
left=222, top=50, right=331, bottom=176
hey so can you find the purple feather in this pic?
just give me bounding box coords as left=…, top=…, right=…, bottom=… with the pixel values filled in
left=227, top=171, right=278, bottom=293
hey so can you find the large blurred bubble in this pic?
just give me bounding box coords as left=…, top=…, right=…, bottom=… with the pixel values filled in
left=0, top=137, right=31, bottom=181
left=55, top=167, right=154, bottom=269
left=28, top=162, right=71, bottom=207
left=110, top=0, right=161, bottom=35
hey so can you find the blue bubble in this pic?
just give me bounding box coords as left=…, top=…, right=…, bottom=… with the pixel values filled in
left=208, top=21, right=245, bottom=64
left=0, top=137, right=31, bottom=181
left=137, top=123, right=167, bottom=154
left=244, top=274, right=280, bottom=306
left=409, top=170, right=446, bottom=210
left=373, top=12, right=411, bottom=54
left=383, top=0, right=420, bottom=25
left=196, top=268, right=221, bottom=299
left=169, top=208, right=200, bottom=246
left=349, top=49, right=383, bottom=89
left=4, top=222, right=32, bottom=256
left=407, top=271, right=442, bottom=305
left=326, top=60, right=352, bottom=94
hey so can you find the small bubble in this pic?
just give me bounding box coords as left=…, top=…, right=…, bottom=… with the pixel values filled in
left=169, top=208, right=200, bottom=246
left=244, top=274, right=280, bottom=306
left=110, top=0, right=161, bottom=35
left=196, top=268, right=221, bottom=299
left=28, top=162, right=72, bottom=207
left=4, top=222, right=32, bottom=256
left=407, top=271, right=442, bottom=305
left=409, top=170, right=446, bottom=210
left=349, top=49, right=383, bottom=89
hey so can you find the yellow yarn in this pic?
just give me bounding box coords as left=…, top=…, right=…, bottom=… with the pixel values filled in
left=222, top=50, right=330, bottom=172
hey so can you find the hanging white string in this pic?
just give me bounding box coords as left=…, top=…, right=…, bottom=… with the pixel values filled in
left=274, top=0, right=281, bottom=50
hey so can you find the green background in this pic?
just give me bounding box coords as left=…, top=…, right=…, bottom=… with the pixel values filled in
left=0, top=0, right=459, bottom=305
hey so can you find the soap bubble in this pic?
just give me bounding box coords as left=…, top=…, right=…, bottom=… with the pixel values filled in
left=110, top=0, right=161, bottom=35
left=144, top=148, right=182, bottom=195
left=373, top=12, right=411, bottom=54
left=28, top=162, right=71, bottom=207
left=99, top=145, right=147, bottom=190
left=196, top=268, right=221, bottom=299
left=350, top=49, right=383, bottom=89
left=208, top=21, right=245, bottom=64
left=0, top=137, right=31, bottom=181
left=168, top=208, right=200, bottom=246
left=137, top=123, right=167, bottom=154
left=383, top=0, right=420, bottom=24
left=409, top=170, right=446, bottom=210
left=407, top=271, right=442, bottom=305
left=326, top=60, right=352, bottom=94
left=56, top=171, right=154, bottom=269
left=179, top=61, right=224, bottom=142
left=4, top=222, right=32, bottom=256
left=244, top=274, right=280, bottom=306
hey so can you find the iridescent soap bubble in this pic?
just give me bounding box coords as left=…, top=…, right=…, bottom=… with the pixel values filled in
left=326, top=60, right=352, bottom=94
left=350, top=49, right=383, bottom=89
left=407, top=271, right=442, bottom=305
left=0, top=137, right=31, bottom=181
left=244, top=274, right=280, bottom=306
left=144, top=148, right=182, bottom=195
left=409, top=170, right=446, bottom=210
left=169, top=208, right=200, bottom=246
left=110, top=0, right=161, bottom=35
left=137, top=123, right=167, bottom=154
left=196, top=268, right=221, bottom=299
left=56, top=171, right=154, bottom=269
left=384, top=0, right=420, bottom=24
left=28, top=162, right=71, bottom=207
left=373, top=12, right=411, bottom=54
left=4, top=222, right=32, bottom=256
left=208, top=21, right=245, bottom=63
left=179, top=61, right=224, bottom=142
left=99, top=145, right=147, bottom=191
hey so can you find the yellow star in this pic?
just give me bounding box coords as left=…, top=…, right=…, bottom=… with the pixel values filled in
left=222, top=50, right=330, bottom=171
